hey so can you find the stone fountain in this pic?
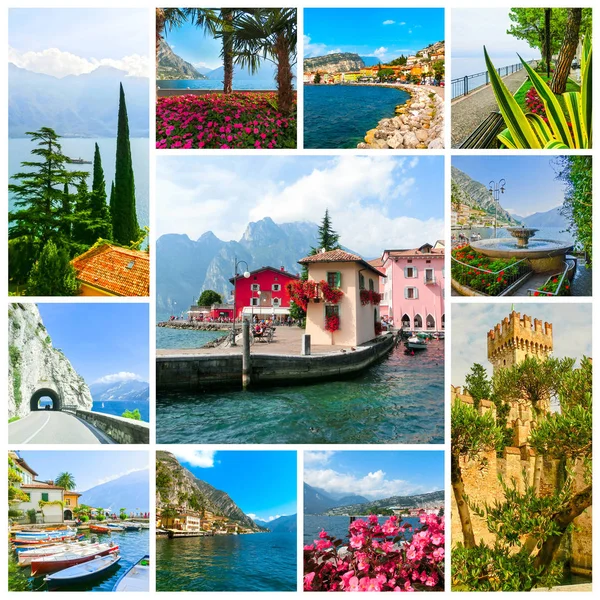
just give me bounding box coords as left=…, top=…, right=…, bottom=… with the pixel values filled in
left=470, top=227, right=573, bottom=273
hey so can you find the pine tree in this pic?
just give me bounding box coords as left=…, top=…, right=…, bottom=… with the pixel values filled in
left=112, top=83, right=140, bottom=245
left=71, top=177, right=91, bottom=246
left=314, top=209, right=340, bottom=252
left=61, top=182, right=71, bottom=238
left=89, top=143, right=112, bottom=241
left=26, top=240, right=80, bottom=296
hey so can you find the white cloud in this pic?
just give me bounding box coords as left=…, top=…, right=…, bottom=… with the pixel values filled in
left=303, top=34, right=341, bottom=58
left=8, top=45, right=149, bottom=78
left=193, top=60, right=220, bottom=70
left=83, top=466, right=149, bottom=491
left=372, top=47, right=389, bottom=60
left=173, top=449, right=217, bottom=468
left=248, top=513, right=290, bottom=523
left=383, top=20, right=395, bottom=25
left=305, top=468, right=427, bottom=500
left=304, top=451, right=334, bottom=466
left=399, top=22, right=407, bottom=26
left=94, top=372, right=143, bottom=384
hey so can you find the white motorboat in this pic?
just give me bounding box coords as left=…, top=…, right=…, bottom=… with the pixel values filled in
left=44, top=553, right=121, bottom=586
left=112, top=555, right=150, bottom=592
left=17, top=541, right=93, bottom=566
left=405, top=336, right=428, bottom=350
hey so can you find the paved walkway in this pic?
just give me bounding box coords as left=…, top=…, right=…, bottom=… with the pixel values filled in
left=451, top=69, right=531, bottom=147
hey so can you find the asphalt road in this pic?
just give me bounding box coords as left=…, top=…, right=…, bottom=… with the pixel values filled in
left=8, top=411, right=113, bottom=444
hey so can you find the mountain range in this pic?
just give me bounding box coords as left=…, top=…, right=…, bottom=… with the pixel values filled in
left=511, top=205, right=567, bottom=229
left=451, top=166, right=519, bottom=225
left=304, top=483, right=369, bottom=515
left=157, top=217, right=319, bottom=311
left=325, top=490, right=445, bottom=516
left=9, top=63, right=149, bottom=138
left=304, top=52, right=365, bottom=74
left=79, top=468, right=149, bottom=512
left=89, top=380, right=149, bottom=402
left=254, top=514, right=297, bottom=533
left=157, top=39, right=206, bottom=80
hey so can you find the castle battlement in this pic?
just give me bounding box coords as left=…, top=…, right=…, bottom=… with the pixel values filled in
left=487, top=311, right=553, bottom=373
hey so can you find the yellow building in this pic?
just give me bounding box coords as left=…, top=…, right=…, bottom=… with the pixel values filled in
left=342, top=72, right=360, bottom=82
left=298, top=249, right=383, bottom=347
left=63, top=491, right=81, bottom=520
left=160, top=510, right=201, bottom=532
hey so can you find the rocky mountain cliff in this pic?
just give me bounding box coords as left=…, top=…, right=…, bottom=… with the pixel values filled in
left=156, top=451, right=261, bottom=531
left=325, top=490, right=445, bottom=516
left=254, top=514, right=297, bottom=533
left=451, top=166, right=519, bottom=225
left=157, top=39, right=205, bottom=80
left=157, top=218, right=318, bottom=312
left=304, top=52, right=365, bottom=74
left=8, top=304, right=93, bottom=418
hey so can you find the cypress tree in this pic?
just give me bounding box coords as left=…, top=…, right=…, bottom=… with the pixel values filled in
left=112, top=83, right=140, bottom=245
left=89, top=143, right=112, bottom=241
left=61, top=182, right=71, bottom=238
left=71, top=177, right=91, bottom=246
left=26, top=240, right=80, bottom=296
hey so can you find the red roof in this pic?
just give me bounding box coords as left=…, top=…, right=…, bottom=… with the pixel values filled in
left=384, top=243, right=444, bottom=258
left=71, top=243, right=150, bottom=296
left=299, top=249, right=383, bottom=276
left=229, top=265, right=299, bottom=284
left=22, top=481, right=64, bottom=490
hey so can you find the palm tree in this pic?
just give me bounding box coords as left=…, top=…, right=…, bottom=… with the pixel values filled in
left=54, top=472, right=76, bottom=490
left=229, top=8, right=297, bottom=115
left=156, top=8, right=188, bottom=61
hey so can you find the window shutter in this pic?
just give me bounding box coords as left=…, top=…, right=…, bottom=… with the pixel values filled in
left=414, top=288, right=419, bottom=299
left=335, top=272, right=341, bottom=288
left=404, top=267, right=408, bottom=278
left=413, top=267, right=418, bottom=277
left=404, top=287, right=408, bottom=299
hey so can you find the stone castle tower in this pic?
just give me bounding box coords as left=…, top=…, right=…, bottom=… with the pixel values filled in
left=487, top=310, right=553, bottom=373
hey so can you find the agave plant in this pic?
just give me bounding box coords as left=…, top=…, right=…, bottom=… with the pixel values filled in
left=484, top=36, right=592, bottom=149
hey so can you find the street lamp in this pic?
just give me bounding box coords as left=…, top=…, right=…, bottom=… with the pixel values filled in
left=488, top=179, right=506, bottom=238
left=231, top=256, right=250, bottom=346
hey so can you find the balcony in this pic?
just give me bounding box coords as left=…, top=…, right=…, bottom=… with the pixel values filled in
left=424, top=275, right=436, bottom=285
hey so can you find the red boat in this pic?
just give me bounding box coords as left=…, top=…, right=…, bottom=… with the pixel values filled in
left=11, top=535, right=78, bottom=546
left=30, top=544, right=119, bottom=577
left=89, top=525, right=110, bottom=534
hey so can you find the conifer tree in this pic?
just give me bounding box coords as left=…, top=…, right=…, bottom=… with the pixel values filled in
left=112, top=83, right=140, bottom=245
left=61, top=182, right=72, bottom=238
left=314, top=209, right=340, bottom=252
left=89, top=143, right=112, bottom=241
left=26, top=240, right=80, bottom=296
left=71, top=177, right=91, bottom=246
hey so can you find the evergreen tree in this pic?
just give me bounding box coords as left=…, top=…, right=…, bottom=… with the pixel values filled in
left=464, top=363, right=493, bottom=409
left=313, top=209, right=340, bottom=253
left=71, top=177, right=91, bottom=246
left=112, top=83, right=140, bottom=245
left=26, top=240, right=79, bottom=296
left=197, top=290, right=223, bottom=306
left=89, top=143, right=112, bottom=241
left=61, top=183, right=72, bottom=238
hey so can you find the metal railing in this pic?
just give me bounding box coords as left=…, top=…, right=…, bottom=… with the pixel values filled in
left=451, top=60, right=536, bottom=99
left=527, top=261, right=570, bottom=296
left=451, top=255, right=532, bottom=296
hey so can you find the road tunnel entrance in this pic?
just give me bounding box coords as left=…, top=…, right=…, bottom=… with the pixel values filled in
left=30, top=389, right=61, bottom=412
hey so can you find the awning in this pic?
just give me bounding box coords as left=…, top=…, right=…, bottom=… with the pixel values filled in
left=241, top=307, right=290, bottom=316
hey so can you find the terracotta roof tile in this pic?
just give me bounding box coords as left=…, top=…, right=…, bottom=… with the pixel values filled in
left=71, top=243, right=150, bottom=297
left=298, top=249, right=363, bottom=263
left=22, top=482, right=64, bottom=490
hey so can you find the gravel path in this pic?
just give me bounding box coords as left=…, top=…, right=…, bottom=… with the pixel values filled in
left=451, top=69, right=531, bottom=147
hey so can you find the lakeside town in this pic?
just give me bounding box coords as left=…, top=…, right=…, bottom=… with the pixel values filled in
left=8, top=450, right=150, bottom=592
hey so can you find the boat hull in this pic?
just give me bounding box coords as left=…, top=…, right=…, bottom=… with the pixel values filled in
left=45, top=554, right=121, bottom=586
left=113, top=555, right=150, bottom=592
left=30, top=546, right=119, bottom=576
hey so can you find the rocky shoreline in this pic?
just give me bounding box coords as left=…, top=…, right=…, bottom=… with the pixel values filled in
left=357, top=84, right=444, bottom=150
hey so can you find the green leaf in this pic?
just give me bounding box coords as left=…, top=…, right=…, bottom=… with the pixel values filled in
left=525, top=113, right=553, bottom=146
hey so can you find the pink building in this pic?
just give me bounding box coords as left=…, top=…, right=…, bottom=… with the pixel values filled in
left=374, top=242, right=445, bottom=332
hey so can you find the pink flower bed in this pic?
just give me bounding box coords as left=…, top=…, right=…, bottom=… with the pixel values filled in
left=156, top=92, right=297, bottom=149
left=304, top=513, right=444, bottom=592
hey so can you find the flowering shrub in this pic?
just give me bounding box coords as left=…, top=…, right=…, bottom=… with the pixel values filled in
left=534, top=274, right=570, bottom=296
left=360, top=289, right=383, bottom=306
left=304, top=514, right=444, bottom=592
left=325, top=314, right=340, bottom=332
left=287, top=280, right=318, bottom=311
left=451, top=246, right=529, bottom=296
left=156, top=93, right=297, bottom=149
left=524, top=86, right=547, bottom=121
left=320, top=280, right=344, bottom=304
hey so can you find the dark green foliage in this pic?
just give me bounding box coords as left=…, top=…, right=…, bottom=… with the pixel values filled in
left=197, top=289, right=223, bottom=306
left=26, top=240, right=80, bottom=296
left=27, top=509, right=37, bottom=524
left=389, top=54, right=407, bottom=66
left=71, top=177, right=91, bottom=245
left=9, top=345, right=22, bottom=408
left=112, top=83, right=140, bottom=245
left=61, top=182, right=71, bottom=238
left=89, top=142, right=112, bottom=240
left=464, top=363, right=492, bottom=409
left=8, top=236, right=40, bottom=286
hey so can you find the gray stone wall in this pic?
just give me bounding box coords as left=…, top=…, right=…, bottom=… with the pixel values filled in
left=74, top=410, right=149, bottom=444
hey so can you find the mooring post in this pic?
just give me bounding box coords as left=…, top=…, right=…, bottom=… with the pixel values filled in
left=242, top=319, right=251, bottom=390
left=301, top=333, right=311, bottom=356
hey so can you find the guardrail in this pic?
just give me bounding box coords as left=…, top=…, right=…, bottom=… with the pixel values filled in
left=451, top=60, right=536, bottom=99
left=527, top=261, right=570, bottom=296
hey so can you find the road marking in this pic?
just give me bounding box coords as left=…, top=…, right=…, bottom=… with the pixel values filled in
left=20, top=413, right=51, bottom=444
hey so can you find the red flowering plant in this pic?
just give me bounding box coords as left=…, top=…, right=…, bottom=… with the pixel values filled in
left=286, top=280, right=318, bottom=311
left=360, top=289, right=383, bottom=306
left=325, top=314, right=340, bottom=332
left=320, top=280, right=344, bottom=304
left=534, top=274, right=570, bottom=296
left=525, top=86, right=547, bottom=121
left=304, top=513, right=444, bottom=592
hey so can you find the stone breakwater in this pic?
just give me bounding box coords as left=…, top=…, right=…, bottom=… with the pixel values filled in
left=357, top=84, right=444, bottom=150
left=158, top=321, right=230, bottom=331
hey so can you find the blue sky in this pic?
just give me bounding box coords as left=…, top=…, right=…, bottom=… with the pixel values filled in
left=15, top=450, right=149, bottom=493
left=162, top=18, right=223, bottom=71
left=453, top=156, right=568, bottom=217
left=452, top=303, right=593, bottom=386
left=37, top=303, right=149, bottom=384
left=172, top=450, right=297, bottom=522
left=8, top=8, right=148, bottom=78
left=305, top=8, right=444, bottom=63
left=305, top=450, right=444, bottom=500
left=157, top=156, right=444, bottom=257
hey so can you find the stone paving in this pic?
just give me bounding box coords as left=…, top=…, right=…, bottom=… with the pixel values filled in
left=451, top=69, right=531, bottom=147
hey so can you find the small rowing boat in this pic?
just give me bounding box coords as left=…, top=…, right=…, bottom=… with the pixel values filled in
left=44, top=553, right=121, bottom=586
left=89, top=524, right=111, bottom=534
left=122, top=522, right=142, bottom=531
left=112, top=554, right=150, bottom=592
left=30, top=543, right=119, bottom=576
left=106, top=523, right=125, bottom=532
left=17, top=541, right=94, bottom=566
left=405, top=336, right=428, bottom=350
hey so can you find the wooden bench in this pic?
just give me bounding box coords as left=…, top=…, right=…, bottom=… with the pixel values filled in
left=459, top=111, right=505, bottom=149
left=252, top=326, right=275, bottom=343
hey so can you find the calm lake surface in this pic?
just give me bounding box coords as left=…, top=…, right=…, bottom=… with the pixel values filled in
left=157, top=339, right=444, bottom=444
left=157, top=326, right=224, bottom=350
left=23, top=529, right=149, bottom=592
left=156, top=532, right=296, bottom=592
left=157, top=79, right=277, bottom=90
left=304, top=85, right=410, bottom=148
left=9, top=137, right=149, bottom=230
left=91, top=400, right=149, bottom=423
left=304, top=515, right=421, bottom=545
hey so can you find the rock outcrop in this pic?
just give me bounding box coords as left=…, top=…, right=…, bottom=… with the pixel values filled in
left=157, top=39, right=206, bottom=80
left=357, top=84, right=444, bottom=150
left=8, top=304, right=93, bottom=418
left=156, top=451, right=262, bottom=531
left=304, top=52, right=365, bottom=74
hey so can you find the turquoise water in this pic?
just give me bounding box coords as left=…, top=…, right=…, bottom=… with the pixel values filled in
left=156, top=532, right=296, bottom=592
left=304, top=85, right=410, bottom=148
left=91, top=400, right=149, bottom=423
left=23, top=529, right=149, bottom=592
left=157, top=79, right=277, bottom=90
left=157, top=339, right=444, bottom=444
left=9, top=137, right=149, bottom=231
left=157, top=326, right=224, bottom=350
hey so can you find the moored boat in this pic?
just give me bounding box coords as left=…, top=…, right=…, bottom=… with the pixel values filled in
left=30, top=543, right=119, bottom=576
left=112, top=554, right=150, bottom=592
left=17, top=541, right=94, bottom=566
left=106, top=523, right=125, bottom=532
left=405, top=336, right=428, bottom=350
left=89, top=524, right=111, bottom=534
left=44, top=553, right=121, bottom=586
left=122, top=522, right=142, bottom=531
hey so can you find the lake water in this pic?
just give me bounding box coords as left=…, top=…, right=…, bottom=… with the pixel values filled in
left=156, top=532, right=296, bottom=592
left=304, top=515, right=422, bottom=545
left=459, top=226, right=574, bottom=244
left=157, top=79, right=277, bottom=90
left=304, top=85, right=410, bottom=149
left=157, top=326, right=225, bottom=350
left=157, top=339, right=444, bottom=444
left=9, top=137, right=149, bottom=231
left=92, top=400, right=149, bottom=423
left=24, top=529, right=149, bottom=592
